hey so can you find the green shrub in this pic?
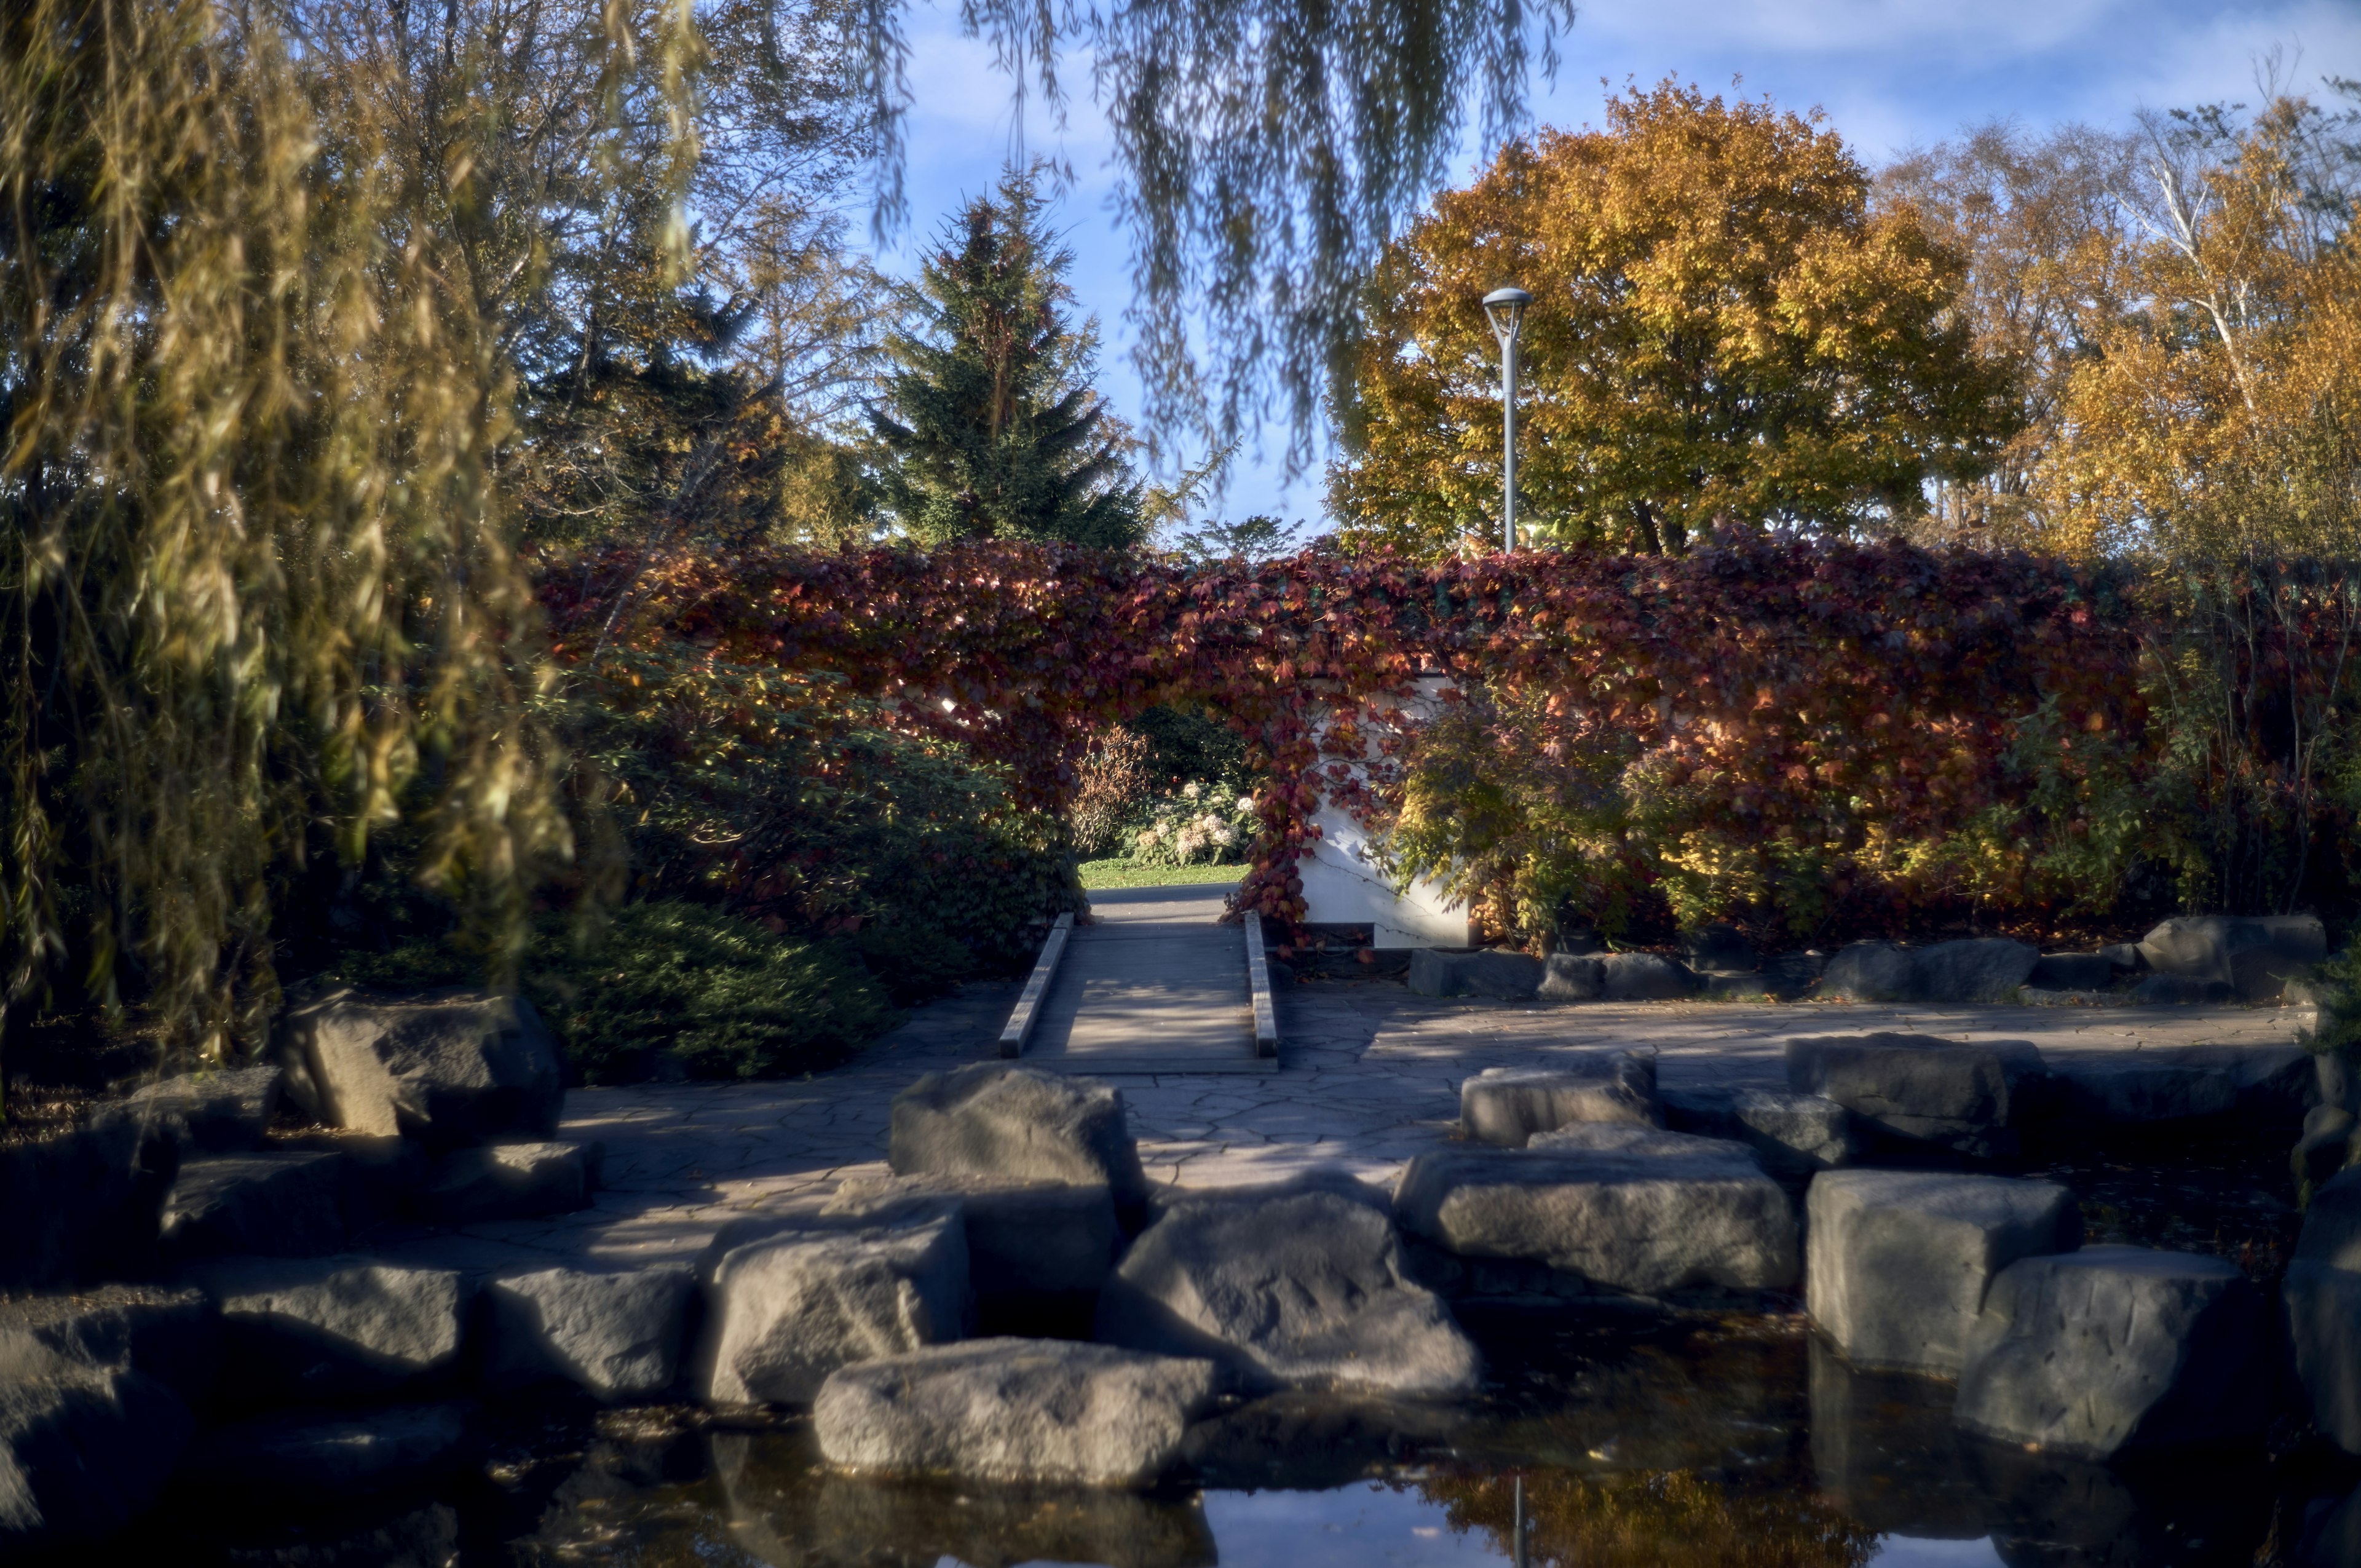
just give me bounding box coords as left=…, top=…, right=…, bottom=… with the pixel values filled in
left=329, top=900, right=893, bottom=1083
left=572, top=640, right=1083, bottom=978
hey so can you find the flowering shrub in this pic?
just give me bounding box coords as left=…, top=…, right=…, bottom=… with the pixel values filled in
left=1127, top=782, right=1261, bottom=866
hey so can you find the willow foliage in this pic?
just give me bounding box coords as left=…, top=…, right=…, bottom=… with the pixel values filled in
left=0, top=0, right=690, bottom=1061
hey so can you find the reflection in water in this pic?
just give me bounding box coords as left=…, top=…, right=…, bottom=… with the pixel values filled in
left=106, top=1302, right=2349, bottom=1567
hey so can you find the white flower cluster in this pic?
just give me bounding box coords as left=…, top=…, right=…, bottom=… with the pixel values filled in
left=1126, top=782, right=1260, bottom=867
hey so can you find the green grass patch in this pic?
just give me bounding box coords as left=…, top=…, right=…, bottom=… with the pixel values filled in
left=1077, top=858, right=1245, bottom=890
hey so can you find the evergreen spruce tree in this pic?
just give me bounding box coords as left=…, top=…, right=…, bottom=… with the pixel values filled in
left=873, top=167, right=1145, bottom=547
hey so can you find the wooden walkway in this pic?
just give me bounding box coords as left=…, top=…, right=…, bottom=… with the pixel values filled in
left=999, top=884, right=1278, bottom=1074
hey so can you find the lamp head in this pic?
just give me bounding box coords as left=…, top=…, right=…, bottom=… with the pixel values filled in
left=1482, top=285, right=1533, bottom=344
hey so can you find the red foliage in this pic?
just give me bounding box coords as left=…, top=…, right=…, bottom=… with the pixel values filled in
left=544, top=536, right=2211, bottom=932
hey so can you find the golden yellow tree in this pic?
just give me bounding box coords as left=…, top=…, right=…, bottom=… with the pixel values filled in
left=2041, top=93, right=2361, bottom=560
left=1329, top=81, right=2019, bottom=556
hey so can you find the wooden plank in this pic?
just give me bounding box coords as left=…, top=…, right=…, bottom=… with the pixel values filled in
left=997, top=912, right=1073, bottom=1058
left=1243, top=915, right=1279, bottom=1058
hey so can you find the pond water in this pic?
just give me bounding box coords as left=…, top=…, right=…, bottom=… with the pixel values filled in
left=122, top=1303, right=2359, bottom=1568
left=102, top=1139, right=2361, bottom=1567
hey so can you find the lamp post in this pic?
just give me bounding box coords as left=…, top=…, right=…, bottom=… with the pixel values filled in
left=1482, top=285, right=1532, bottom=553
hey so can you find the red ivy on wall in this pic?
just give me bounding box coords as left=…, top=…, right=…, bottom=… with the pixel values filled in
left=544, top=536, right=2255, bottom=931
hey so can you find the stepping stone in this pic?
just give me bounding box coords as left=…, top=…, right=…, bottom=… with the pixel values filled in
left=695, top=1210, right=968, bottom=1406
left=1094, top=1184, right=1480, bottom=1398
left=191, top=1254, right=471, bottom=1403
left=2285, top=1166, right=2361, bottom=1455
left=1393, top=1136, right=1797, bottom=1297
left=414, top=1139, right=600, bottom=1224
left=1598, top=952, right=1696, bottom=1000
left=1458, top=1053, right=1659, bottom=1147
left=1660, top=1087, right=1857, bottom=1179
left=160, top=1150, right=347, bottom=1263
left=0, top=1336, right=192, bottom=1554
left=825, top=1174, right=1118, bottom=1308
left=1805, top=1170, right=2081, bottom=1376
left=888, top=1064, right=1150, bottom=1224
left=123, top=1065, right=282, bottom=1152
left=814, top=1339, right=1223, bottom=1488
left=176, top=1402, right=473, bottom=1500
left=277, top=987, right=563, bottom=1146
left=1407, top=949, right=1542, bottom=1000
left=484, top=1264, right=695, bottom=1400
left=0, top=1284, right=219, bottom=1407
left=1954, top=1246, right=2270, bottom=1457
left=1786, top=1032, right=2047, bottom=1160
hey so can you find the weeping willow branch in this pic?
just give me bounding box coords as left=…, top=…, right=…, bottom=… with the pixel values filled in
left=0, top=0, right=689, bottom=1063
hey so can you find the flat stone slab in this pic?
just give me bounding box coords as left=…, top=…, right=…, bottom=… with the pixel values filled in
left=123, top=1065, right=282, bottom=1153
left=813, top=1338, right=1223, bottom=1487
left=1660, top=1087, right=1856, bottom=1178
left=1393, top=1138, right=1797, bottom=1297
left=1806, top=1170, right=2082, bottom=1376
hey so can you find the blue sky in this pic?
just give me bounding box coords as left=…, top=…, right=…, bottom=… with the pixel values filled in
left=873, top=0, right=2361, bottom=530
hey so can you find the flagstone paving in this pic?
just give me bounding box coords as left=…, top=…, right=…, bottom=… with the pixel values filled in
left=374, top=963, right=2314, bottom=1279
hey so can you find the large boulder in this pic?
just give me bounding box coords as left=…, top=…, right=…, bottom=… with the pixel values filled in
left=0, top=1109, right=179, bottom=1289
left=1535, top=952, right=1602, bottom=1002
left=1805, top=1170, right=2081, bottom=1376
left=276, top=987, right=563, bottom=1147
left=1597, top=952, right=1697, bottom=1001
left=1910, top=938, right=2039, bottom=1003
left=484, top=1264, right=695, bottom=1401
left=825, top=1174, right=1118, bottom=1318
left=192, top=1255, right=472, bottom=1403
left=2138, top=914, right=2327, bottom=1002
left=1785, top=1032, right=2046, bottom=1160
left=695, top=1209, right=970, bottom=1406
left=813, top=1339, right=1223, bottom=1488
left=1953, top=1246, right=2271, bottom=1458
left=0, top=1285, right=220, bottom=1408
left=414, top=1139, right=600, bottom=1224
left=1820, top=942, right=1916, bottom=1003
left=175, top=1402, right=474, bottom=1500
left=888, top=1064, right=1150, bottom=1224
left=122, top=1064, right=282, bottom=1154
left=159, top=1150, right=349, bottom=1263
left=1660, top=1087, right=1858, bottom=1180
left=0, top=1336, right=192, bottom=1554
left=2286, top=1262, right=2361, bottom=1455
left=1406, top=948, right=1542, bottom=1000
left=1458, top=1053, right=1660, bottom=1147
left=1093, top=1184, right=1480, bottom=1398
left=2285, top=1165, right=2361, bottom=1454
left=1393, top=1135, right=1798, bottom=1297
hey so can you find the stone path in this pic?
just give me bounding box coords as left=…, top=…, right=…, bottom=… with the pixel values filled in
left=1021, top=886, right=1268, bottom=1074
left=373, top=946, right=2316, bottom=1281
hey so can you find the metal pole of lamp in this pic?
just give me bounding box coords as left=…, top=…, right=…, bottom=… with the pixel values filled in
left=1482, top=286, right=1532, bottom=553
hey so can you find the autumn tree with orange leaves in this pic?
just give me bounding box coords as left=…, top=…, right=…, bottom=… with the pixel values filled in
left=1329, top=81, right=2020, bottom=558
